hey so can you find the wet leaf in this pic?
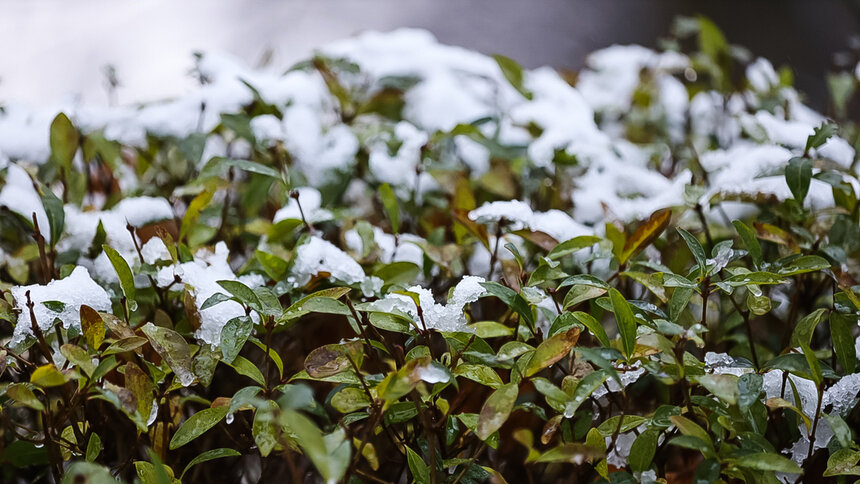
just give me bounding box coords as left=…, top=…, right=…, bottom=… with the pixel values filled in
left=477, top=383, right=518, bottom=440
left=102, top=245, right=136, bottom=311
left=169, top=406, right=229, bottom=449
left=220, top=316, right=253, bottom=364
left=80, top=304, right=105, bottom=350
left=609, top=288, right=636, bottom=359
left=180, top=448, right=241, bottom=479
left=304, top=341, right=363, bottom=378
left=732, top=452, right=801, bottom=474
left=140, top=323, right=194, bottom=387
left=524, top=327, right=580, bottom=377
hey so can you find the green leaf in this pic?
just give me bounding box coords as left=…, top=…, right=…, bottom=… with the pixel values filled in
left=791, top=308, right=828, bottom=384
left=102, top=244, right=136, bottom=310
left=823, top=448, right=860, bottom=477
left=805, top=122, right=837, bottom=154
left=205, top=157, right=281, bottom=180
left=7, top=383, right=45, bottom=411
left=219, top=316, right=253, bottom=365
left=42, top=300, right=65, bottom=312
left=124, top=362, right=153, bottom=419
left=217, top=280, right=261, bottom=311
left=249, top=339, right=284, bottom=379
left=697, top=374, right=738, bottom=406
left=762, top=353, right=829, bottom=383
left=62, top=461, right=119, bottom=484
left=253, top=400, right=279, bottom=457
left=536, top=443, right=602, bottom=464
left=737, top=373, right=763, bottom=411
left=480, top=281, right=535, bottom=328
left=524, top=327, right=580, bottom=377
left=670, top=415, right=709, bottom=441
left=80, top=304, right=105, bottom=350
left=622, top=271, right=667, bottom=302
left=548, top=235, right=601, bottom=260
left=378, top=183, right=400, bottom=234
left=822, top=413, right=853, bottom=449
left=785, top=157, right=812, bottom=203
left=281, top=408, right=348, bottom=482
left=628, top=429, right=659, bottom=472
left=180, top=448, right=241, bottom=479
left=40, top=186, right=64, bottom=246
left=50, top=112, right=78, bottom=170
left=331, top=386, right=372, bottom=413
left=453, top=364, right=504, bottom=388
left=477, top=383, right=518, bottom=440
left=568, top=313, right=608, bottom=348
left=596, top=415, right=649, bottom=436
left=732, top=452, right=801, bottom=474
left=609, top=288, right=637, bottom=359
left=140, top=323, right=194, bottom=386
left=732, top=220, right=762, bottom=269
left=255, top=250, right=288, bottom=281
left=777, top=256, right=831, bottom=277
left=562, top=285, right=606, bottom=310
left=228, top=355, right=266, bottom=386
left=179, top=189, right=213, bottom=243
left=406, top=446, right=430, bottom=484
left=280, top=287, right=352, bottom=322
left=493, top=54, right=532, bottom=99
left=720, top=271, right=786, bottom=287
left=169, top=405, right=229, bottom=449
left=86, top=433, right=101, bottom=462
left=693, top=458, right=720, bottom=484
left=374, top=261, right=420, bottom=287
left=830, top=312, right=856, bottom=374
left=30, top=364, right=67, bottom=387
left=564, top=370, right=608, bottom=418
left=135, top=453, right=174, bottom=484
left=468, top=321, right=515, bottom=338
left=92, top=356, right=118, bottom=382
left=103, top=336, right=148, bottom=356
left=60, top=344, right=95, bottom=377
left=677, top=228, right=708, bottom=275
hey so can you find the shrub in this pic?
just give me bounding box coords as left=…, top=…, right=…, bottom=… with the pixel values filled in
left=0, top=16, right=859, bottom=484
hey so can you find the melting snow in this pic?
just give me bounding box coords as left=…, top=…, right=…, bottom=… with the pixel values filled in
left=10, top=267, right=112, bottom=346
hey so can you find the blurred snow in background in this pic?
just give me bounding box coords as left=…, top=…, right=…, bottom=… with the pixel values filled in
left=2, top=0, right=859, bottom=108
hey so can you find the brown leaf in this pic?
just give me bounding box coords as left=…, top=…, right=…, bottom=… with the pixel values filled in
left=512, top=229, right=558, bottom=252
left=524, top=327, right=581, bottom=377
left=620, top=208, right=671, bottom=264
left=304, top=341, right=363, bottom=378
left=452, top=209, right=490, bottom=250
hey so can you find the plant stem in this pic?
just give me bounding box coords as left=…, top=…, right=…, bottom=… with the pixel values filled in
left=487, top=219, right=504, bottom=280
left=806, top=383, right=824, bottom=462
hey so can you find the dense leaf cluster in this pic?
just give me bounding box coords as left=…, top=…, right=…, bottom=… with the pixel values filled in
left=1, top=16, right=860, bottom=484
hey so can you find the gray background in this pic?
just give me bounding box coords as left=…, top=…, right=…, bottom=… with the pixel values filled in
left=1, top=0, right=858, bottom=108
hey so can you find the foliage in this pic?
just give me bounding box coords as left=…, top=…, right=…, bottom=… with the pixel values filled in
left=0, top=16, right=859, bottom=484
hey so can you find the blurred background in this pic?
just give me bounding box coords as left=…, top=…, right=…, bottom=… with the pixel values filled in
left=1, top=0, right=859, bottom=109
